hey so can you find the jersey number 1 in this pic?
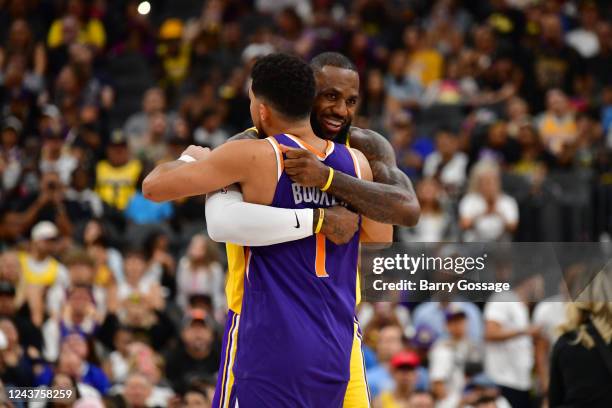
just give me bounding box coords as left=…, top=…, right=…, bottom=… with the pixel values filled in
left=315, top=233, right=329, bottom=277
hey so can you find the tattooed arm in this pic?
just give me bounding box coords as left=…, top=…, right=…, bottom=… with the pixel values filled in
left=280, top=127, right=420, bottom=226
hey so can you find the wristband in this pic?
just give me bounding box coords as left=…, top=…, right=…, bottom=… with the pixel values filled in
left=178, top=154, right=196, bottom=163
left=314, top=208, right=325, bottom=234
left=321, top=167, right=334, bottom=191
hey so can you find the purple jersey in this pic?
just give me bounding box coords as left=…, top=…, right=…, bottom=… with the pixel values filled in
left=231, top=134, right=362, bottom=407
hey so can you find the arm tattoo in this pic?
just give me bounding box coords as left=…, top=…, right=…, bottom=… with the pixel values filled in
left=329, top=128, right=420, bottom=226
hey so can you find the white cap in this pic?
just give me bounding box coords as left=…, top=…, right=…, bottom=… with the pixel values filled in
left=31, top=221, right=59, bottom=241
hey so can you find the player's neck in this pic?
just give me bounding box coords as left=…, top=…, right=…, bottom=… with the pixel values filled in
left=268, top=121, right=327, bottom=151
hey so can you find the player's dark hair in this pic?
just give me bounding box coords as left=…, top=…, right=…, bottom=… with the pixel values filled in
left=251, top=53, right=315, bottom=120
left=310, top=52, right=357, bottom=73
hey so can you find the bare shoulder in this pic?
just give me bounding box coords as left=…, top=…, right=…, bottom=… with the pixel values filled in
left=348, top=126, right=395, bottom=164
left=226, top=127, right=260, bottom=143
left=349, top=147, right=373, bottom=181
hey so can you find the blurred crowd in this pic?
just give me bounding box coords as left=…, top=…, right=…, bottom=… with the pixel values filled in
left=0, top=0, right=611, bottom=407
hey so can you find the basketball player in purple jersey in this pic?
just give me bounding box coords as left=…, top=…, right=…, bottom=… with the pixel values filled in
left=143, top=53, right=388, bottom=407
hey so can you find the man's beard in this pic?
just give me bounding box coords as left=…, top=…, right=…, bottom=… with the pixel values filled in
left=310, top=115, right=352, bottom=145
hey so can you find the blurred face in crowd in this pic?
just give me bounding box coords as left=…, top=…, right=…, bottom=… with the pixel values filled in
left=506, top=97, right=528, bottom=120
left=123, top=373, right=152, bottom=408
left=63, top=334, right=88, bottom=359
left=68, top=262, right=95, bottom=286
left=67, top=287, right=94, bottom=321
left=1, top=128, right=18, bottom=149
left=32, top=238, right=56, bottom=259
left=312, top=65, right=359, bottom=140
left=188, top=235, right=207, bottom=263
left=366, top=69, right=384, bottom=97
left=416, top=178, right=440, bottom=208
left=477, top=169, right=501, bottom=202
left=392, top=364, right=418, bottom=392
left=113, top=328, right=133, bottom=355
left=547, top=89, right=568, bottom=116
left=182, top=321, right=214, bottom=358
left=0, top=251, right=20, bottom=283
left=446, top=315, right=467, bottom=340
left=107, top=143, right=130, bottom=167
left=58, top=348, right=82, bottom=377
left=184, top=390, right=209, bottom=408
left=409, top=392, right=435, bottom=408
left=124, top=253, right=147, bottom=285
left=487, top=123, right=507, bottom=148
left=149, top=112, right=168, bottom=139
left=388, top=51, right=407, bottom=78
left=0, top=319, right=18, bottom=347
left=435, top=130, right=458, bottom=159
left=143, top=88, right=166, bottom=114
left=376, top=325, right=403, bottom=362
left=541, top=14, right=563, bottom=44
left=9, top=19, right=30, bottom=48
left=0, top=292, right=15, bottom=316
left=517, top=125, right=539, bottom=149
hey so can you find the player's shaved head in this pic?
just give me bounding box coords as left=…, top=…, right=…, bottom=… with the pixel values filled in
left=251, top=53, right=315, bottom=120
left=310, top=52, right=357, bottom=74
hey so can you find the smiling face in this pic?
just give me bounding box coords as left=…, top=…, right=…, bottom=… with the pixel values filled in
left=312, top=66, right=359, bottom=140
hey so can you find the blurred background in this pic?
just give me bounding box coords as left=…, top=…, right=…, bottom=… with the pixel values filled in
left=0, top=0, right=611, bottom=407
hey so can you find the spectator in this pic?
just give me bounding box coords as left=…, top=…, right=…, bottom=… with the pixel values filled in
left=129, top=112, right=170, bottom=165
left=373, top=350, right=420, bottom=408
left=536, top=89, right=578, bottom=157
left=459, top=160, right=519, bottom=241
left=549, top=275, right=612, bottom=406
left=39, top=130, right=77, bottom=186
left=403, top=26, right=443, bottom=88
left=366, top=323, right=405, bottom=398
left=176, top=235, right=224, bottom=315
left=165, top=309, right=220, bottom=395
left=182, top=383, right=211, bottom=408
left=17, top=221, right=69, bottom=287
left=423, top=128, right=468, bottom=194
left=0, top=276, right=43, bottom=351
left=118, top=372, right=160, bottom=408
left=82, top=219, right=123, bottom=284
left=157, top=19, right=191, bottom=101
left=65, top=167, right=104, bottom=223
left=412, top=300, right=484, bottom=343
left=47, top=0, right=106, bottom=50
left=468, top=122, right=521, bottom=167
left=37, top=335, right=110, bottom=395
left=484, top=274, right=541, bottom=407
left=401, top=178, right=452, bottom=242
left=0, top=116, right=23, bottom=193
left=407, top=390, right=435, bottom=408
left=41, top=284, right=101, bottom=362
left=384, top=50, right=422, bottom=115
left=565, top=1, right=600, bottom=59
left=124, top=87, right=174, bottom=142
left=94, top=130, right=142, bottom=211
left=15, top=172, right=77, bottom=239
left=429, top=305, right=482, bottom=408
left=193, top=108, right=230, bottom=149
left=0, top=318, right=35, bottom=387
left=104, top=326, right=132, bottom=384
left=389, top=111, right=433, bottom=179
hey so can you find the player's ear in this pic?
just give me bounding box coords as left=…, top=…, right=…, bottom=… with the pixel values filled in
left=259, top=103, right=268, bottom=123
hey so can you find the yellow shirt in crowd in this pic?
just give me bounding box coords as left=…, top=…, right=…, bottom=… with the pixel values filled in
left=95, top=159, right=142, bottom=210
